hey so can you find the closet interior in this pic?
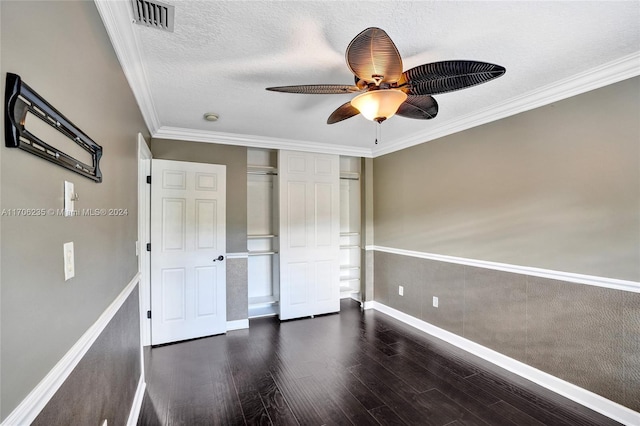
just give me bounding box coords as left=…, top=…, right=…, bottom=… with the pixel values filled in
left=246, top=148, right=362, bottom=319
left=247, top=148, right=279, bottom=318
left=339, top=156, right=361, bottom=301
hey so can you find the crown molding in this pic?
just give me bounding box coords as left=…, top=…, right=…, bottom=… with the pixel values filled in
left=154, top=126, right=374, bottom=157
left=372, top=52, right=640, bottom=157
left=94, top=0, right=160, bottom=134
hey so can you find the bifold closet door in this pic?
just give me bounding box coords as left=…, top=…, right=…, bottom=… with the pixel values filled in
left=279, top=150, right=340, bottom=320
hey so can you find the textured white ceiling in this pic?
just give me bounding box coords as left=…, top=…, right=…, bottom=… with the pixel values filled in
left=103, top=0, right=640, bottom=156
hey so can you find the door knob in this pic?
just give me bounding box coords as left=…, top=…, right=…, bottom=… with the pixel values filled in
left=213, top=255, right=224, bottom=262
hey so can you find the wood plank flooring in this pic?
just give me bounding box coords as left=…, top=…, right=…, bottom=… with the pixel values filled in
left=138, top=299, right=620, bottom=426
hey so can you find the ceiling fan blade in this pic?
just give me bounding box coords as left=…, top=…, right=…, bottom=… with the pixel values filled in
left=327, top=102, right=360, bottom=124
left=266, top=84, right=360, bottom=94
left=396, top=95, right=439, bottom=120
left=346, top=27, right=403, bottom=84
left=403, top=60, right=506, bottom=95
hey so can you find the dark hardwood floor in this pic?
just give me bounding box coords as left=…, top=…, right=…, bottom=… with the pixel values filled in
left=138, top=299, right=619, bottom=426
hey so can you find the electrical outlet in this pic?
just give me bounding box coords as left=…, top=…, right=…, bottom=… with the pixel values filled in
left=433, top=296, right=439, bottom=308
left=398, top=285, right=404, bottom=296
left=63, top=242, right=75, bottom=281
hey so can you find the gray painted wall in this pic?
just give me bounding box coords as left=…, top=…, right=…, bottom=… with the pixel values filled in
left=150, top=139, right=249, bottom=321
left=374, top=251, right=640, bottom=411
left=227, top=258, right=249, bottom=321
left=374, top=77, right=640, bottom=282
left=0, top=1, right=148, bottom=419
left=32, top=289, right=141, bottom=425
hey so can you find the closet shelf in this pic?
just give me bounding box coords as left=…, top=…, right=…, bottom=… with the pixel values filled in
left=340, top=171, right=360, bottom=180
left=248, top=165, right=276, bottom=170
left=340, top=277, right=361, bottom=283
left=247, top=234, right=277, bottom=239
left=248, top=305, right=278, bottom=318
left=340, top=266, right=361, bottom=271
left=248, top=250, right=278, bottom=256
left=248, top=171, right=277, bottom=176
left=247, top=165, right=278, bottom=176
left=340, top=245, right=360, bottom=249
left=249, top=295, right=278, bottom=305
left=340, top=232, right=360, bottom=236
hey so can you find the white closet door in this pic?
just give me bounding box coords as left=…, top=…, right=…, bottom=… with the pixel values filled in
left=150, top=159, right=227, bottom=345
left=279, top=150, right=340, bottom=320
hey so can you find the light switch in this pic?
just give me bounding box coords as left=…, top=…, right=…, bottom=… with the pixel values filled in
left=64, top=181, right=75, bottom=217
left=63, top=242, right=75, bottom=281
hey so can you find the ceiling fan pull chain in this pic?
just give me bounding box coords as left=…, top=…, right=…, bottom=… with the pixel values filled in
left=375, top=121, right=381, bottom=144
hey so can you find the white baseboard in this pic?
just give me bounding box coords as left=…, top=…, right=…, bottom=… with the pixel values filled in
left=126, top=375, right=146, bottom=426
left=362, top=300, right=375, bottom=310
left=227, top=319, right=249, bottom=331
left=1, top=273, right=141, bottom=426
left=371, top=301, right=640, bottom=425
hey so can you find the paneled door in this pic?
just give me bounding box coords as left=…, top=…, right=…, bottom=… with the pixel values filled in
left=150, top=159, right=226, bottom=345
left=279, top=150, right=340, bottom=320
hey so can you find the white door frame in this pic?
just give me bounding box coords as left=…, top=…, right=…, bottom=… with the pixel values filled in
left=137, top=134, right=152, bottom=346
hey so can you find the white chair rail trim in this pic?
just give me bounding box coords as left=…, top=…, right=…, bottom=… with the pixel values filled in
left=373, top=246, right=639, bottom=293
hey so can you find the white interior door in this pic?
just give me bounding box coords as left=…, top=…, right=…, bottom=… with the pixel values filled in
left=151, top=159, right=226, bottom=345
left=279, top=150, right=340, bottom=320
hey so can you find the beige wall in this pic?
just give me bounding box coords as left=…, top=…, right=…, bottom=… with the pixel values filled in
left=374, top=77, right=640, bottom=281
left=1, top=1, right=149, bottom=420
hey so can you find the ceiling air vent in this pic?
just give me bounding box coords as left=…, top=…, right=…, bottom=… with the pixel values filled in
left=132, top=0, right=174, bottom=32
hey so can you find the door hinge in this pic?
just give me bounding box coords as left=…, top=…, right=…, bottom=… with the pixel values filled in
left=146, top=243, right=151, bottom=252
left=147, top=310, right=151, bottom=319
left=146, top=175, right=151, bottom=184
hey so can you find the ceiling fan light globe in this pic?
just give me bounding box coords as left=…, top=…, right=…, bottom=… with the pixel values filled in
left=350, top=90, right=407, bottom=122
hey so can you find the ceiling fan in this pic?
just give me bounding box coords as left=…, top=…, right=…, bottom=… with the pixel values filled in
left=266, top=27, right=505, bottom=125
